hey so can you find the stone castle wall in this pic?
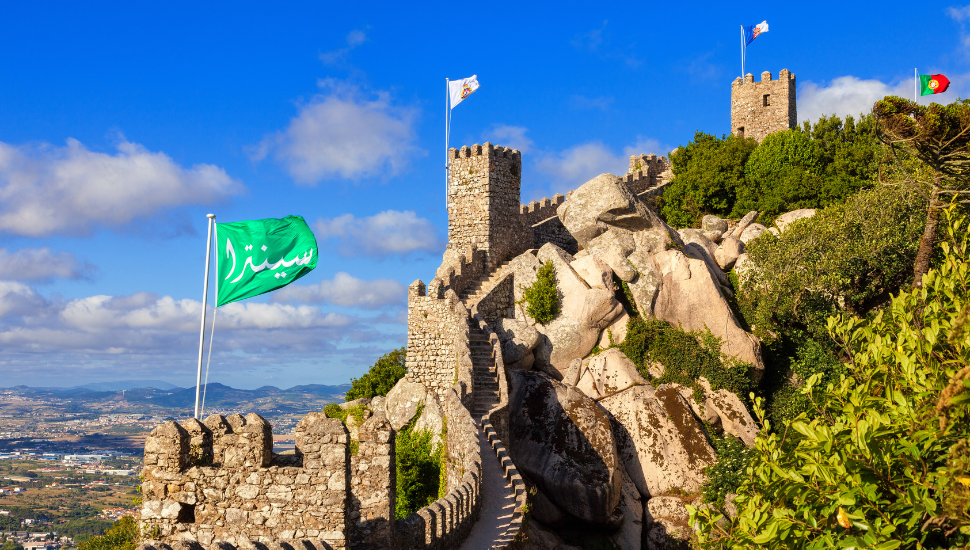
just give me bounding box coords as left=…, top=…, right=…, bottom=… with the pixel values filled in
left=405, top=281, right=474, bottom=404
left=731, top=69, right=796, bottom=142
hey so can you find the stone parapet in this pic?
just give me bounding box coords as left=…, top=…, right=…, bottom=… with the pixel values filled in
left=141, top=413, right=354, bottom=549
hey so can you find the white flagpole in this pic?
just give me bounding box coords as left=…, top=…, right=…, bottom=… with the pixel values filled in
left=741, top=25, right=745, bottom=78
left=194, top=213, right=215, bottom=419
left=915, top=68, right=918, bottom=102
left=200, top=223, right=218, bottom=419
left=445, top=78, right=450, bottom=208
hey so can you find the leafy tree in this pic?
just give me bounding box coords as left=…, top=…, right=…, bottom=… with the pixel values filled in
left=660, top=116, right=880, bottom=227
left=690, top=207, right=970, bottom=549
left=873, top=96, right=970, bottom=286
left=518, top=261, right=560, bottom=324
left=661, top=132, right=758, bottom=227
left=76, top=516, right=139, bottom=550
left=345, top=347, right=406, bottom=401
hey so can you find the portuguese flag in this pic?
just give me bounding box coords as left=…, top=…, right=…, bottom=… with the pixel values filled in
left=920, top=73, right=950, bottom=96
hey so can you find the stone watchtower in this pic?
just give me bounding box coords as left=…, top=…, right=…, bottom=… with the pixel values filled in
left=447, top=142, right=524, bottom=270
left=731, top=69, right=796, bottom=142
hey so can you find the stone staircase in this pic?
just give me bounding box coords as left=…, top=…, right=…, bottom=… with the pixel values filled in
left=469, top=320, right=500, bottom=420
left=459, top=260, right=512, bottom=306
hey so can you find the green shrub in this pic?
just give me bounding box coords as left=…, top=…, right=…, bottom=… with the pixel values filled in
left=617, top=317, right=753, bottom=403
left=77, top=516, right=139, bottom=550
left=661, top=132, right=758, bottom=227
left=346, top=347, right=406, bottom=401
left=323, top=403, right=369, bottom=425
left=660, top=116, right=880, bottom=228
left=395, top=404, right=443, bottom=519
left=737, top=184, right=926, bottom=343
left=518, top=261, right=560, bottom=324
left=690, top=207, right=970, bottom=549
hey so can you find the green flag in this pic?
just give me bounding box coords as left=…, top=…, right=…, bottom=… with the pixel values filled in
left=216, top=215, right=318, bottom=307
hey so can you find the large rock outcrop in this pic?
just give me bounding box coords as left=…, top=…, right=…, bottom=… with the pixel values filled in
left=600, top=384, right=716, bottom=499
left=550, top=174, right=764, bottom=376
left=509, top=370, right=622, bottom=525
left=530, top=244, right=624, bottom=378
left=576, top=348, right=648, bottom=401
left=652, top=250, right=764, bottom=379
left=384, top=378, right=428, bottom=431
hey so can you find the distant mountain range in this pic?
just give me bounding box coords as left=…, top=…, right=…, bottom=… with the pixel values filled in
left=1, top=381, right=352, bottom=416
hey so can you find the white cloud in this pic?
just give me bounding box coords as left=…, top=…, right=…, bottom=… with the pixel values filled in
left=314, top=210, right=441, bottom=256
left=320, top=29, right=369, bottom=65
left=0, top=248, right=97, bottom=282
left=0, top=281, right=48, bottom=319
left=948, top=6, right=970, bottom=49
left=254, top=80, right=421, bottom=183
left=272, top=272, right=405, bottom=308
left=798, top=76, right=917, bottom=124
left=0, top=138, right=242, bottom=237
left=485, top=125, right=533, bottom=153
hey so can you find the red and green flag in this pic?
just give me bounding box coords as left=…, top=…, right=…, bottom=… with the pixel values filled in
left=920, top=73, right=950, bottom=96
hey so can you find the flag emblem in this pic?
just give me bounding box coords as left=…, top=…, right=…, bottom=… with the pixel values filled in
left=744, top=21, right=769, bottom=46
left=919, top=73, right=950, bottom=96
left=449, top=75, right=480, bottom=109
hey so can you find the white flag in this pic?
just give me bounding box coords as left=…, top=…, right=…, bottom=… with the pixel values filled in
left=449, top=75, right=480, bottom=109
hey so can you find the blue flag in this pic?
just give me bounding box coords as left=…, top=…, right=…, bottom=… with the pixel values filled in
left=744, top=21, right=769, bottom=46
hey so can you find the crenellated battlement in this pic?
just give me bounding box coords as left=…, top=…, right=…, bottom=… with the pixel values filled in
left=449, top=142, right=521, bottom=161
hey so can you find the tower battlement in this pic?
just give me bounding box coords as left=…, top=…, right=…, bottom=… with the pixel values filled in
left=731, top=68, right=796, bottom=142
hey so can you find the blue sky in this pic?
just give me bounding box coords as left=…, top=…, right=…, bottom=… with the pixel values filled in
left=1, top=0, right=967, bottom=389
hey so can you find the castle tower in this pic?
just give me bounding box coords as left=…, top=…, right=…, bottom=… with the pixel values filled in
left=447, top=142, right=525, bottom=270
left=731, top=69, right=796, bottom=142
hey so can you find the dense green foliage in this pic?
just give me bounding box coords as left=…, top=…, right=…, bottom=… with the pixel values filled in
left=1, top=541, right=24, bottom=550
left=618, top=317, right=753, bottom=402
left=76, top=517, right=139, bottom=550
left=395, top=404, right=443, bottom=519
left=59, top=518, right=115, bottom=538
left=518, top=261, right=560, bottom=324
left=661, top=115, right=880, bottom=227
left=737, top=184, right=925, bottom=341
left=736, top=183, right=925, bottom=426
left=690, top=208, right=970, bottom=549
left=345, top=347, right=406, bottom=401
left=661, top=132, right=758, bottom=227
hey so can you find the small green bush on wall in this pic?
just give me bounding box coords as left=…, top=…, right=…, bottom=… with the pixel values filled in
left=518, top=261, right=560, bottom=324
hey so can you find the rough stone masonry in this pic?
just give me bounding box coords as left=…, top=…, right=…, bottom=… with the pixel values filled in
left=731, top=69, right=796, bottom=142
